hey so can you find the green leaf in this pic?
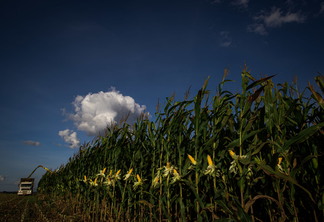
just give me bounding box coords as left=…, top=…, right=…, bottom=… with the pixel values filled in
left=237, top=204, right=252, bottom=222
left=246, top=75, right=275, bottom=90
left=256, top=162, right=315, bottom=203
left=309, top=82, right=324, bottom=109
left=251, top=141, right=269, bottom=156
left=315, top=75, right=324, bottom=93
left=227, top=129, right=264, bottom=149
left=279, top=122, right=324, bottom=152
left=183, top=180, right=205, bottom=210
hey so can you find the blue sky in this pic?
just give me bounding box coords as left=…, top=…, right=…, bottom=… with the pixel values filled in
left=1, top=0, right=323, bottom=191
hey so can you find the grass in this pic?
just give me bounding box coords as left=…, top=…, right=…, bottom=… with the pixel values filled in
left=38, top=70, right=324, bottom=221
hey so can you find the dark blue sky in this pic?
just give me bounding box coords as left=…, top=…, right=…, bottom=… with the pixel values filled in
left=1, top=0, right=323, bottom=191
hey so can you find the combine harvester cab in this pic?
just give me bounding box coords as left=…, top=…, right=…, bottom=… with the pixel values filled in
left=18, top=178, right=34, bottom=195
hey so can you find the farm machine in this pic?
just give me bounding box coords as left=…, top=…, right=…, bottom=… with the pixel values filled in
left=17, top=165, right=52, bottom=195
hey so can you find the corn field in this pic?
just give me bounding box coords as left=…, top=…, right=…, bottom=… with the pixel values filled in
left=38, top=70, right=324, bottom=221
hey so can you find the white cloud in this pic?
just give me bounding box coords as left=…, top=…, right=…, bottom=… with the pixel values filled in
left=248, top=7, right=305, bottom=35
left=247, top=23, right=268, bottom=35
left=68, top=89, right=148, bottom=136
left=58, top=129, right=80, bottom=148
left=0, top=175, right=5, bottom=182
left=219, top=31, right=232, bottom=47
left=231, top=0, right=249, bottom=8
left=23, top=140, right=41, bottom=146
left=260, top=8, right=305, bottom=27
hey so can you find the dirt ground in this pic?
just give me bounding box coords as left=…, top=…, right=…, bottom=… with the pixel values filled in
left=0, top=193, right=69, bottom=222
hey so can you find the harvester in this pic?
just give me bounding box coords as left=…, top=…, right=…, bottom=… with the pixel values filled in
left=17, top=165, right=53, bottom=195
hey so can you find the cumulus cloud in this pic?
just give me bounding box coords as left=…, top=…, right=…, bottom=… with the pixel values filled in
left=68, top=89, right=147, bottom=136
left=23, top=140, right=41, bottom=146
left=248, top=7, right=305, bottom=35
left=0, top=175, right=5, bottom=182
left=58, top=129, right=80, bottom=148
left=219, top=31, right=232, bottom=47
